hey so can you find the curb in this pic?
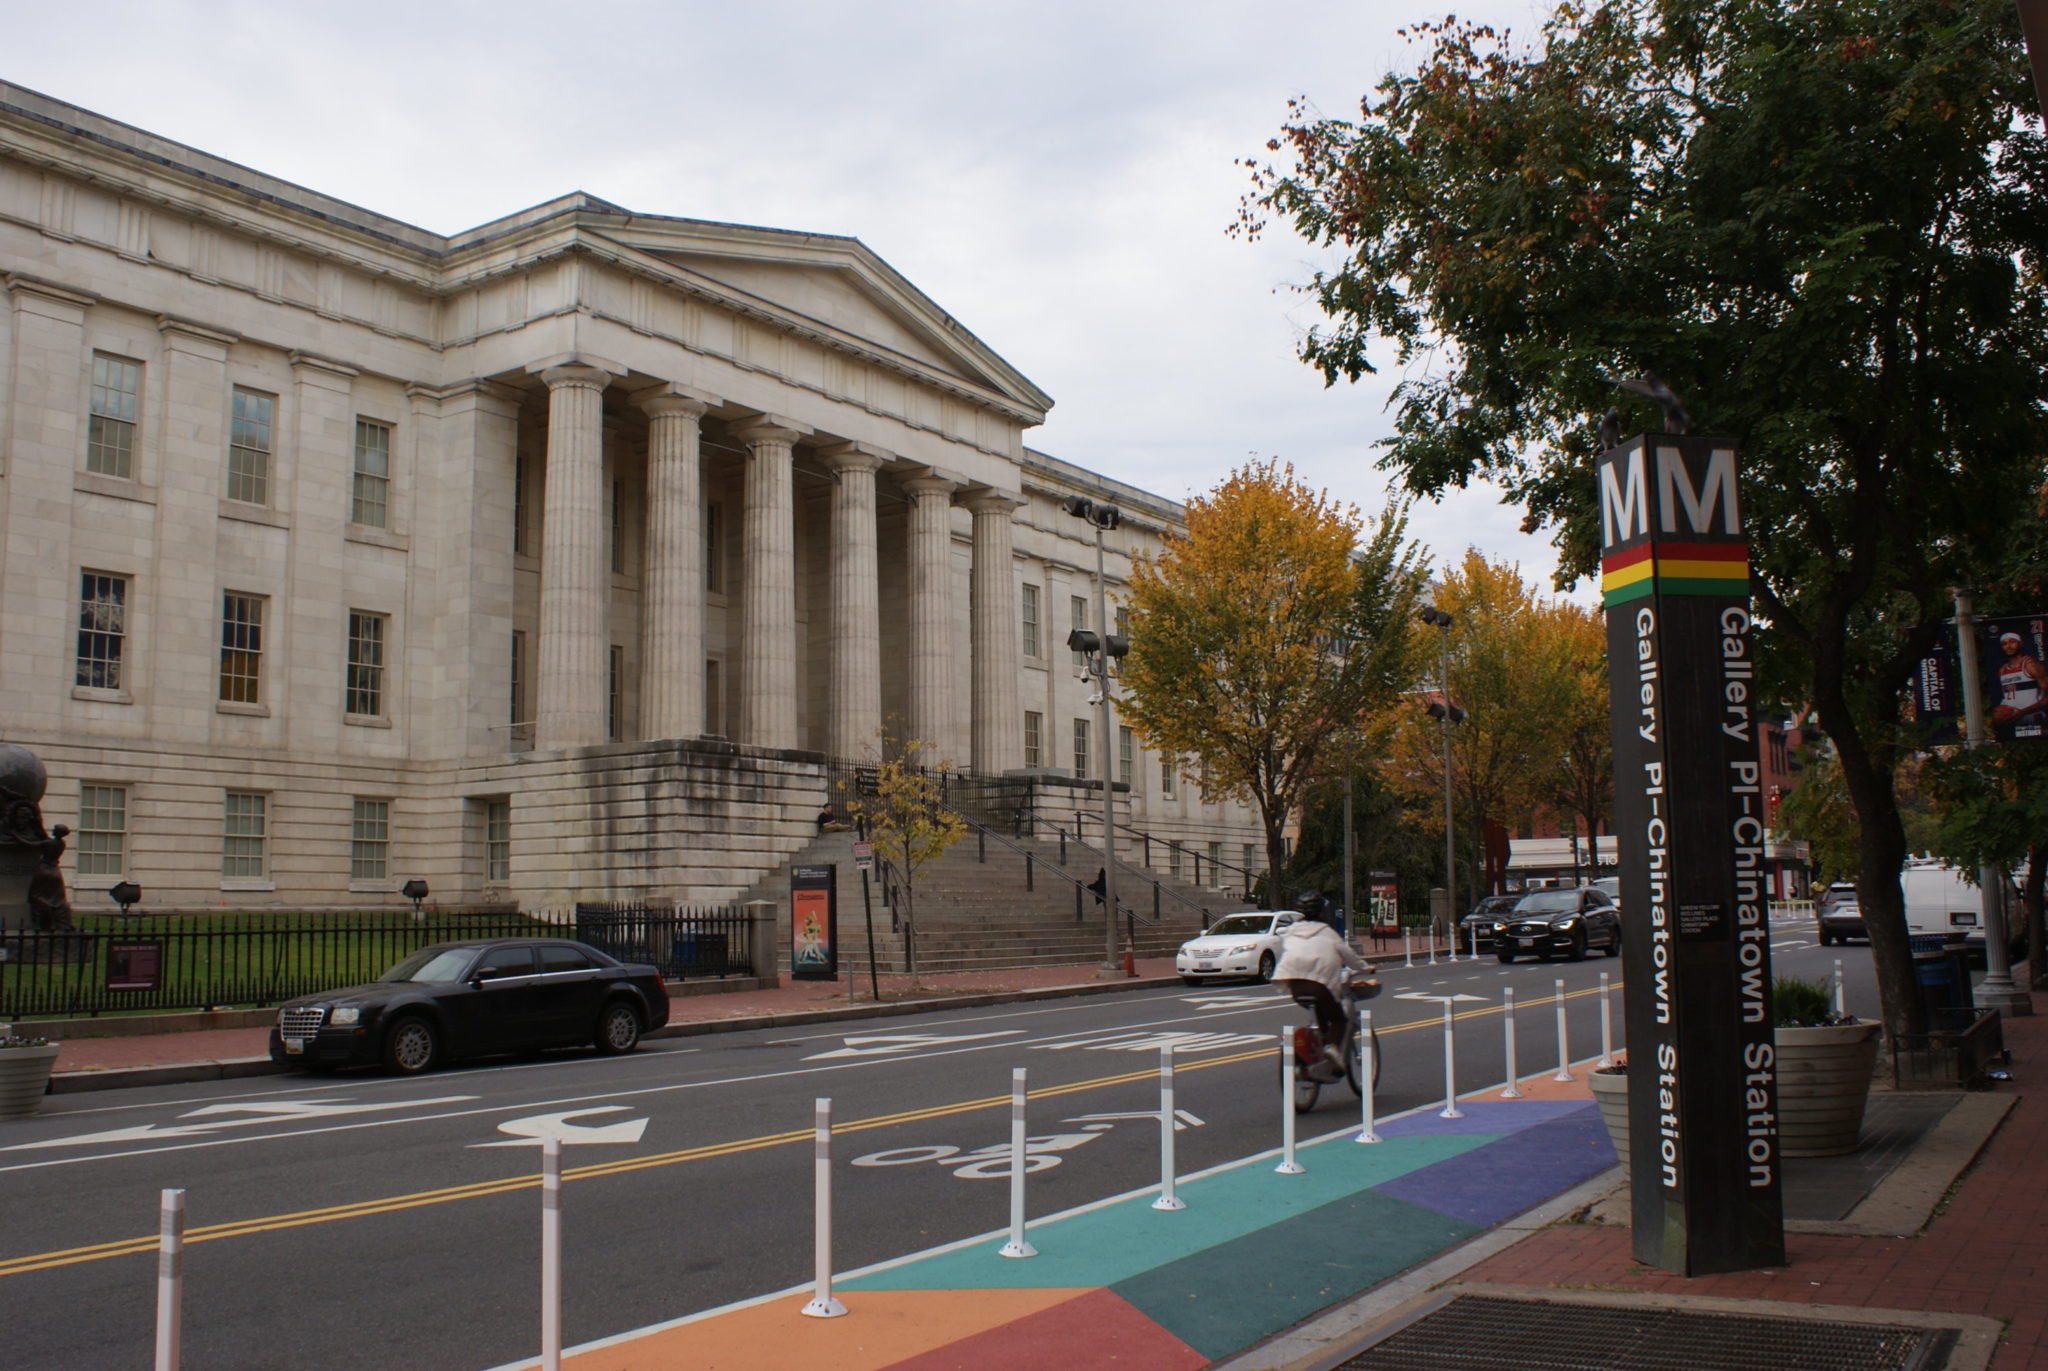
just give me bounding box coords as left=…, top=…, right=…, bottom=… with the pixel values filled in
left=48, top=972, right=1195, bottom=1095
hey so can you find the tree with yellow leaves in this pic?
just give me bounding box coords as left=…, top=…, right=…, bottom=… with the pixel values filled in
left=1376, top=552, right=1583, bottom=906
left=1118, top=460, right=1426, bottom=893
left=841, top=738, right=966, bottom=979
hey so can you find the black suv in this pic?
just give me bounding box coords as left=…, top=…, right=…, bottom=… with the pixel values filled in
left=1494, top=887, right=1622, bottom=962
left=1457, top=894, right=1522, bottom=953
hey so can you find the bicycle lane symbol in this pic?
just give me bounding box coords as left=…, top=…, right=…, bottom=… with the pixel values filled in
left=850, top=1108, right=1205, bottom=1180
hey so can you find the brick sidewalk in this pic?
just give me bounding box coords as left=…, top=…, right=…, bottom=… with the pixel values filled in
left=1459, top=997, right=2047, bottom=1370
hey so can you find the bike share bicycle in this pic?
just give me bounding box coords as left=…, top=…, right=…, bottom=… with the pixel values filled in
left=1287, top=971, right=1381, bottom=1113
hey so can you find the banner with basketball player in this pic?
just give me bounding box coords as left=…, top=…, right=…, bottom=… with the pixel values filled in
left=1912, top=614, right=2048, bottom=743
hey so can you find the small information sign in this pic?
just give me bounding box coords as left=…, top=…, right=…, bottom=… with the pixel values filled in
left=851, top=841, right=874, bottom=874
left=106, top=940, right=164, bottom=992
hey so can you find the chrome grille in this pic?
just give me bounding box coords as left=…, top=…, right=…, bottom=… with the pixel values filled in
left=279, top=1007, right=326, bottom=1042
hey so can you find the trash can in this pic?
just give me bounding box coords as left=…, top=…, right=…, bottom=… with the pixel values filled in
left=1942, top=941, right=1976, bottom=1013
left=1914, top=947, right=1964, bottom=1016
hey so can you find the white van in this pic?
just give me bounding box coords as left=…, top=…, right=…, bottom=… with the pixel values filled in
left=1899, top=862, right=2018, bottom=957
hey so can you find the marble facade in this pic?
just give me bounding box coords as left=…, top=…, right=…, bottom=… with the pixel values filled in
left=0, top=82, right=1264, bottom=912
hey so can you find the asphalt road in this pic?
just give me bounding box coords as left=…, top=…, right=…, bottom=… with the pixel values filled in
left=0, top=918, right=1865, bottom=1371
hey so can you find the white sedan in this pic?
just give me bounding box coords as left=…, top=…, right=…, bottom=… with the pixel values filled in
left=1175, top=911, right=1299, bottom=984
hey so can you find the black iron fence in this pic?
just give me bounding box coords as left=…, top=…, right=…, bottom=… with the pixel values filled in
left=572, top=904, right=754, bottom=979
left=1891, top=1006, right=2007, bottom=1089
left=0, top=909, right=539, bottom=1020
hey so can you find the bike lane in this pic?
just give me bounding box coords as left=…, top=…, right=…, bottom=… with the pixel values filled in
left=531, top=1074, right=1615, bottom=1371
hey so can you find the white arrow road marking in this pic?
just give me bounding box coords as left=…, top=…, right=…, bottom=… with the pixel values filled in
left=806, top=1031, right=1023, bottom=1059
left=473, top=1107, right=649, bottom=1147
left=1065, top=1108, right=1205, bottom=1131
left=1396, top=992, right=1488, bottom=1003
left=3, top=1096, right=478, bottom=1151
left=1180, top=992, right=1283, bottom=1009
left=1032, top=1029, right=1271, bottom=1053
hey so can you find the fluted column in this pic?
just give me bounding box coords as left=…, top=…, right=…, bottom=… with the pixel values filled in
left=822, top=446, right=885, bottom=760
left=904, top=474, right=958, bottom=762
left=968, top=490, right=1026, bottom=774
left=639, top=390, right=713, bottom=740
left=536, top=365, right=611, bottom=748
left=736, top=418, right=807, bottom=749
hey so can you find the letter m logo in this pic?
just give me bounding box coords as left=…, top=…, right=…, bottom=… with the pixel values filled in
left=1599, top=449, right=1648, bottom=548
left=1657, top=445, right=1741, bottom=536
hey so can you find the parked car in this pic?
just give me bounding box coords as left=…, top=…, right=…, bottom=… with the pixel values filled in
left=269, top=938, right=671, bottom=1075
left=1175, top=911, right=1298, bottom=984
left=1457, top=894, right=1522, bottom=953
left=1494, top=886, right=1622, bottom=962
left=1816, top=884, right=1866, bottom=946
left=1589, top=876, right=1621, bottom=907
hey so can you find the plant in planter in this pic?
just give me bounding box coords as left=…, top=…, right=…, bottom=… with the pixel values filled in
left=1588, top=1055, right=1631, bottom=1179
left=0, top=1031, right=60, bottom=1119
left=1772, top=975, right=1882, bottom=1158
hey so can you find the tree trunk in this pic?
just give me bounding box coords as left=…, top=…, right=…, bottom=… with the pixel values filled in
left=1823, top=704, right=1921, bottom=1037
left=1259, top=798, right=1289, bottom=913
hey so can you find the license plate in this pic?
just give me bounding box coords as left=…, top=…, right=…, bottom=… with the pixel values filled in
left=1196, top=963, right=1216, bottom=971
left=283, top=1039, right=303, bottom=1054
left=1952, top=913, right=1977, bottom=927
left=1514, top=938, right=1533, bottom=947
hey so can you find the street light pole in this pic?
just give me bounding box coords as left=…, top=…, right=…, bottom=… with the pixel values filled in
left=1091, top=517, right=1119, bottom=974
left=1954, top=588, right=2028, bottom=1017
left=1419, top=607, right=1460, bottom=943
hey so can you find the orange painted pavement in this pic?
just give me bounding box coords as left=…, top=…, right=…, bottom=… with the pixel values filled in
left=562, top=1287, right=1093, bottom=1371
left=885, top=1288, right=1207, bottom=1371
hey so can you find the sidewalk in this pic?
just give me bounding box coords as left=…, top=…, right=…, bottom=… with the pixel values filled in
left=22, top=959, right=2042, bottom=1369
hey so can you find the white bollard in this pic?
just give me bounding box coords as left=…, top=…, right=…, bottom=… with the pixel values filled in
left=1598, top=971, right=1615, bottom=1068
left=1552, top=978, right=1573, bottom=1082
left=155, top=1188, right=184, bottom=1371
left=1499, top=986, right=1523, bottom=1099
left=1154, top=1049, right=1187, bottom=1208
left=1403, top=925, right=1413, bottom=969
left=802, top=1098, right=848, bottom=1317
left=1276, top=1029, right=1305, bottom=1174
left=1356, top=1008, right=1380, bottom=1143
left=1834, top=958, right=1845, bottom=1017
left=1448, top=921, right=1459, bottom=962
left=1439, top=1000, right=1464, bottom=1118
left=540, top=1137, right=561, bottom=1371
left=1428, top=924, right=1438, bottom=966
left=1470, top=923, right=1479, bottom=958
left=1000, top=1068, right=1039, bottom=1254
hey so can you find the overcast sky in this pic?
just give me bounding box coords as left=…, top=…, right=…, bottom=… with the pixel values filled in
left=6, top=0, right=1589, bottom=596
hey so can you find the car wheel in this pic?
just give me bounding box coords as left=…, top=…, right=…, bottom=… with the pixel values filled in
left=1568, top=931, right=1588, bottom=962
left=383, top=1016, right=438, bottom=1075
left=595, top=999, right=642, bottom=1055
left=1497, top=949, right=1515, bottom=964
left=1257, top=951, right=1276, bottom=983
left=1818, top=928, right=1834, bottom=947
left=1605, top=932, right=1623, bottom=957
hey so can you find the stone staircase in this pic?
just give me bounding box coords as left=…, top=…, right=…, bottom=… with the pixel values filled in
left=736, top=823, right=1258, bottom=975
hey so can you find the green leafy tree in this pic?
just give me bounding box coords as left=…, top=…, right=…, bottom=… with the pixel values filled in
left=1239, top=0, right=2048, bottom=1034
left=1118, top=460, right=1428, bottom=886
left=842, top=739, right=966, bottom=979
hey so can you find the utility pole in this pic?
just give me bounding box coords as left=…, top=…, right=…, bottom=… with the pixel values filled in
left=1419, top=606, right=1462, bottom=939
left=1954, top=588, right=2029, bottom=1017
left=1063, top=495, right=1128, bottom=976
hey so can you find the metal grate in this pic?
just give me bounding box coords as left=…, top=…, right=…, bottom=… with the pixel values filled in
left=278, top=1007, right=326, bottom=1042
left=1338, top=1295, right=1953, bottom=1371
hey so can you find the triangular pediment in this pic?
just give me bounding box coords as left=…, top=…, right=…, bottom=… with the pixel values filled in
left=592, top=216, right=1050, bottom=419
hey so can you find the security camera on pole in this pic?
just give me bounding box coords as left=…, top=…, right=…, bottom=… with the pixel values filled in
left=1063, top=494, right=1128, bottom=976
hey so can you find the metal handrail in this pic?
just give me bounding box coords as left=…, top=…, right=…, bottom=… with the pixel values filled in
left=1071, top=812, right=1262, bottom=903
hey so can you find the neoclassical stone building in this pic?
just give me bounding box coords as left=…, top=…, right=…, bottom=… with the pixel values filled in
left=0, top=82, right=1264, bottom=912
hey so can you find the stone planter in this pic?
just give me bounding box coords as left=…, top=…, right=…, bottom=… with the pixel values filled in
left=0, top=1044, right=59, bottom=1118
left=1776, top=1020, right=1882, bottom=1157
left=1589, top=1066, right=1631, bottom=1180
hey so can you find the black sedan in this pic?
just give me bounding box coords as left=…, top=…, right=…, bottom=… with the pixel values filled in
left=269, top=938, right=670, bottom=1075
left=1457, top=894, right=1522, bottom=953
left=1494, top=887, right=1622, bottom=962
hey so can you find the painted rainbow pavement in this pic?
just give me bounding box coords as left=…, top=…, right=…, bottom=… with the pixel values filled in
left=547, top=1090, right=1615, bottom=1370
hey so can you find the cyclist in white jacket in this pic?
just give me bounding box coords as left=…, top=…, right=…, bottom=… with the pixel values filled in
left=1273, top=896, right=1366, bottom=1068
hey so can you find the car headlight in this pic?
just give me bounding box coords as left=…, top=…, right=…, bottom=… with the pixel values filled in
left=1557, top=917, right=1580, bottom=930
left=330, top=1006, right=361, bottom=1026
left=1226, top=942, right=1258, bottom=954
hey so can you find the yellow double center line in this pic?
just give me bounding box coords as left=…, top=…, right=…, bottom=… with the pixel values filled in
left=0, top=982, right=1615, bottom=1279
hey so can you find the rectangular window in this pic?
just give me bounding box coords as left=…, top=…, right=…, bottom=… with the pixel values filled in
left=1070, top=596, right=1088, bottom=666
left=350, top=798, right=390, bottom=882
left=1208, top=842, right=1223, bottom=879
left=1072, top=718, right=1090, bottom=780
left=346, top=611, right=386, bottom=717
left=1119, top=726, right=1135, bottom=786
left=704, top=658, right=724, bottom=736
left=509, top=630, right=527, bottom=731
left=1021, top=583, right=1041, bottom=659
left=1115, top=605, right=1130, bottom=644
left=351, top=419, right=391, bottom=528
left=1168, top=844, right=1183, bottom=879
left=87, top=353, right=140, bottom=479
left=513, top=452, right=530, bottom=557
left=222, top=790, right=267, bottom=879
left=706, top=501, right=725, bottom=593
left=219, top=592, right=265, bottom=705
left=1243, top=843, right=1257, bottom=878
left=611, top=479, right=625, bottom=575
left=76, top=783, right=127, bottom=877
left=485, top=799, right=511, bottom=882
left=608, top=644, right=624, bottom=741
left=1161, top=757, right=1175, bottom=799
left=227, top=387, right=274, bottom=505
left=76, top=570, right=128, bottom=690
left=1024, top=711, right=1043, bottom=768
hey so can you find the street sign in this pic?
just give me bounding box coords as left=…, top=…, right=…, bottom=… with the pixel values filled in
left=851, top=841, right=874, bottom=873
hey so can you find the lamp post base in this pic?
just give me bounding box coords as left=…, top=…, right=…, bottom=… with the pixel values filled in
left=1976, top=977, right=2033, bottom=1018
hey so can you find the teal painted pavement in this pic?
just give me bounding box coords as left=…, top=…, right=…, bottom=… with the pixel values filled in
left=843, top=1129, right=1489, bottom=1294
